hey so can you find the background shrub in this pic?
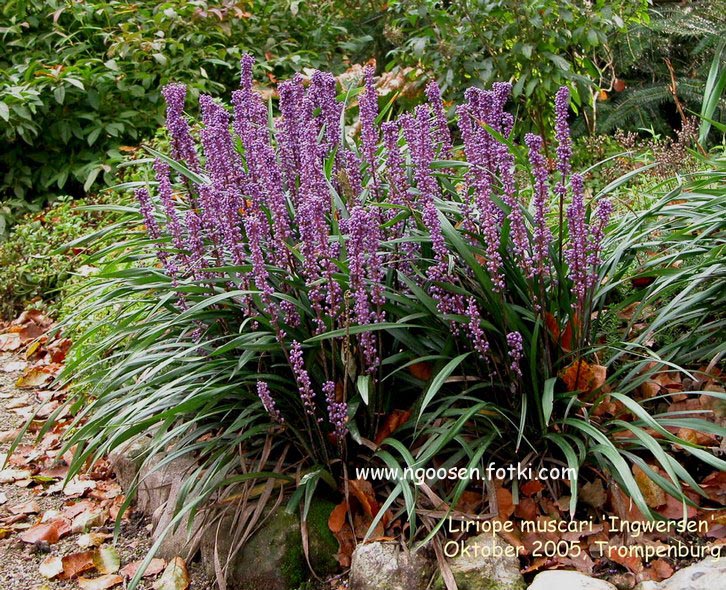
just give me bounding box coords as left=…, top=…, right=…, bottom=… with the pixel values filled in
left=0, top=193, right=128, bottom=319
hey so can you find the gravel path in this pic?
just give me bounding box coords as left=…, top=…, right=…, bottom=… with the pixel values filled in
left=0, top=351, right=214, bottom=589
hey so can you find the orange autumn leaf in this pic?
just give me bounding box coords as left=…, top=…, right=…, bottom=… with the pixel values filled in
left=61, top=550, right=96, bottom=579
left=648, top=558, right=674, bottom=582
left=349, top=479, right=380, bottom=519
left=632, top=465, right=666, bottom=508
left=373, top=409, right=412, bottom=446
left=455, top=490, right=482, bottom=514
left=495, top=486, right=515, bottom=520
left=559, top=360, right=606, bottom=396
left=328, top=501, right=348, bottom=534
left=408, top=361, right=433, bottom=381
left=520, top=480, right=544, bottom=497
left=18, top=520, right=65, bottom=544
left=513, top=497, right=538, bottom=520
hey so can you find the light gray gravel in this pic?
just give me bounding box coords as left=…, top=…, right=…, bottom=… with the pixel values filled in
left=0, top=351, right=214, bottom=590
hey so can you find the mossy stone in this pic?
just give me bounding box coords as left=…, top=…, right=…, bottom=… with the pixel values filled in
left=201, top=498, right=340, bottom=590
left=306, top=498, right=340, bottom=576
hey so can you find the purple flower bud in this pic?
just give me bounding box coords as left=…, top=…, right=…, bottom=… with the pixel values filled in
left=345, top=205, right=385, bottom=372
left=524, top=133, right=552, bottom=278
left=554, top=86, right=572, bottom=201
left=466, top=297, right=490, bottom=360
left=425, top=80, right=453, bottom=161
left=565, top=173, right=588, bottom=307
left=359, top=66, right=380, bottom=191
left=506, top=331, right=523, bottom=376
left=323, top=381, right=347, bottom=442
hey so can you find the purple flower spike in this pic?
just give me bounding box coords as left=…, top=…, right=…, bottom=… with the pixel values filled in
left=506, top=331, right=523, bottom=376
left=184, top=208, right=205, bottom=280
left=554, top=86, right=572, bottom=200
left=382, top=120, right=410, bottom=207
left=310, top=70, right=343, bottom=155
left=240, top=53, right=255, bottom=93
left=524, top=133, right=552, bottom=278
left=587, top=198, right=612, bottom=291
left=323, top=381, right=347, bottom=443
left=565, top=173, right=588, bottom=307
left=257, top=381, right=283, bottom=423
left=161, top=83, right=199, bottom=171
left=136, top=187, right=160, bottom=241
left=466, top=297, right=490, bottom=360
left=290, top=340, right=317, bottom=416
left=199, top=94, right=246, bottom=194
left=359, top=66, right=380, bottom=188
left=425, top=80, right=453, bottom=161
left=346, top=205, right=385, bottom=373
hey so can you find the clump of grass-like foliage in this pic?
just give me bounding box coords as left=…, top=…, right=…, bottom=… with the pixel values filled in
left=52, top=57, right=724, bottom=586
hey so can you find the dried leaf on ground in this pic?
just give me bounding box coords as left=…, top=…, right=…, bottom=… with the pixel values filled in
left=16, top=366, right=55, bottom=389
left=77, top=532, right=113, bottom=548
left=373, top=409, right=412, bottom=445
left=9, top=500, right=40, bottom=515
left=61, top=550, right=96, bottom=579
left=647, top=558, right=674, bottom=582
left=633, top=465, right=666, bottom=508
left=77, top=574, right=124, bottom=590
left=153, top=557, right=190, bottom=590
left=93, top=545, right=120, bottom=575
left=119, top=558, right=166, bottom=579
left=495, top=485, right=515, bottom=520
left=18, top=520, right=65, bottom=544
left=560, top=360, right=607, bottom=397
left=328, top=501, right=347, bottom=534
left=580, top=479, right=607, bottom=509
left=0, top=333, right=21, bottom=351
left=39, top=555, right=64, bottom=579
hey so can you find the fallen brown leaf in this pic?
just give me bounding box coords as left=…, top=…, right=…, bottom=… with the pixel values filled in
left=61, top=550, right=96, bottom=579
left=153, top=557, right=189, bottom=590
left=18, top=520, right=65, bottom=544
left=119, top=558, right=166, bottom=579
left=77, top=574, right=124, bottom=590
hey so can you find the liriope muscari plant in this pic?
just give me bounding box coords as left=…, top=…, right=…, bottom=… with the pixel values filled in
left=137, top=61, right=611, bottom=446
left=56, top=54, right=723, bottom=565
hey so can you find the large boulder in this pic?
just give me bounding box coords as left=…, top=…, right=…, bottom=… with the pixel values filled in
left=436, top=533, right=525, bottom=590
left=349, top=542, right=434, bottom=590
left=108, top=436, right=201, bottom=561
left=528, top=571, right=617, bottom=590
left=200, top=499, right=339, bottom=590
left=107, top=434, right=152, bottom=494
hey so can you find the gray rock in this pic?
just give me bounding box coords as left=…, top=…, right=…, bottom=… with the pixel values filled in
left=200, top=499, right=339, bottom=590
left=349, top=542, right=434, bottom=590
left=137, top=454, right=201, bottom=561
left=634, top=556, right=726, bottom=590
left=528, top=571, right=617, bottom=590
left=438, top=534, right=525, bottom=590
left=107, top=434, right=152, bottom=493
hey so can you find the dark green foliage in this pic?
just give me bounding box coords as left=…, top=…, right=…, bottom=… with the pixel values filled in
left=599, top=1, right=726, bottom=136
left=385, top=0, right=648, bottom=130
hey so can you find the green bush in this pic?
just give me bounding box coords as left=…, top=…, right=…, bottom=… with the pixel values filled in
left=385, top=0, right=649, bottom=132
left=0, top=194, right=127, bottom=319
left=0, top=0, right=385, bottom=232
